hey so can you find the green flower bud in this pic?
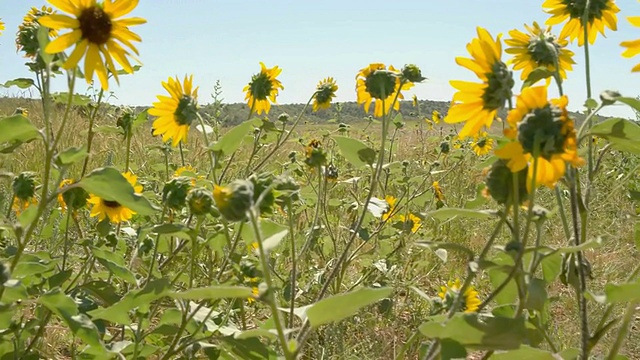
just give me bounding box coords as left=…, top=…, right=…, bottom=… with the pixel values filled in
left=187, top=188, right=214, bottom=216
left=401, top=64, right=427, bottom=83
left=12, top=172, right=36, bottom=200
left=249, top=172, right=275, bottom=215
left=439, top=141, right=450, bottom=154
left=278, top=113, right=290, bottom=123
left=274, top=175, right=300, bottom=207
left=213, top=180, right=254, bottom=221
left=162, top=176, right=191, bottom=211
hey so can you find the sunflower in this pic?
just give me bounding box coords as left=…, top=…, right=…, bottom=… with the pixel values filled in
left=433, top=181, right=445, bottom=202
left=244, top=62, right=284, bottom=115
left=12, top=196, right=38, bottom=216
left=16, top=6, right=58, bottom=58
left=471, top=132, right=494, bottom=156
left=431, top=110, right=441, bottom=124
left=399, top=213, right=421, bottom=233
left=39, top=0, right=146, bottom=90
left=505, top=22, right=575, bottom=81
left=445, top=27, right=514, bottom=139
left=543, top=0, right=619, bottom=46
left=412, top=94, right=419, bottom=108
left=495, top=85, right=584, bottom=189
left=438, top=279, right=481, bottom=313
left=356, top=63, right=414, bottom=118
left=621, top=15, right=640, bottom=72
left=87, top=171, right=142, bottom=223
left=150, top=75, right=199, bottom=147
left=58, top=178, right=74, bottom=211
left=313, top=77, right=338, bottom=112
left=382, top=195, right=397, bottom=221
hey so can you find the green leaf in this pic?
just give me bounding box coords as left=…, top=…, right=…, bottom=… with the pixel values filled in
left=170, top=286, right=253, bottom=300
left=116, top=65, right=142, bottom=75
left=425, top=208, right=495, bottom=220
left=597, top=282, right=640, bottom=304
left=440, top=339, right=467, bottom=360
left=522, top=67, right=553, bottom=89
left=132, top=109, right=148, bottom=130
left=333, top=135, right=376, bottom=167
left=18, top=205, right=39, bottom=228
left=306, top=287, right=392, bottom=328
left=525, top=278, right=547, bottom=312
left=0, top=115, right=41, bottom=144
left=37, top=25, right=53, bottom=65
left=262, top=229, right=288, bottom=253
left=91, top=247, right=137, bottom=285
left=55, top=146, right=88, bottom=166
left=540, top=252, right=562, bottom=284
left=490, top=346, right=558, bottom=360
left=3, top=78, right=35, bottom=89
left=419, top=313, right=526, bottom=350
left=88, top=279, right=170, bottom=325
left=151, top=223, right=193, bottom=236
left=588, top=118, right=640, bottom=155
left=79, top=167, right=158, bottom=215
left=210, top=119, right=258, bottom=154
left=52, top=92, right=92, bottom=106
left=584, top=98, right=598, bottom=110
left=39, top=289, right=106, bottom=351
left=613, top=96, right=640, bottom=113
left=487, top=253, right=518, bottom=307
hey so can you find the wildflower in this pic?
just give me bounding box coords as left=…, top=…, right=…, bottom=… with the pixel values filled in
left=424, top=118, right=434, bottom=131
left=382, top=195, right=397, bottom=221
left=445, top=27, right=514, bottom=139
left=244, top=62, right=284, bottom=115
left=16, top=6, right=58, bottom=59
left=495, top=86, right=584, bottom=189
left=485, top=159, right=529, bottom=205
left=313, top=77, right=338, bottom=112
left=162, top=177, right=191, bottom=212
left=186, top=188, right=214, bottom=216
left=621, top=15, right=640, bottom=72
left=471, top=132, right=494, bottom=156
left=88, top=172, right=141, bottom=223
left=431, top=110, right=441, bottom=124
left=399, top=213, right=421, bottom=233
left=412, top=95, right=419, bottom=107
left=174, top=165, right=197, bottom=178
left=12, top=197, right=38, bottom=216
left=356, top=63, right=414, bottom=118
left=400, top=64, right=427, bottom=83
left=433, top=181, right=445, bottom=202
left=150, top=75, right=199, bottom=147
left=505, top=22, right=575, bottom=81
left=39, top=0, right=146, bottom=90
left=12, top=172, right=38, bottom=215
left=213, top=180, right=254, bottom=222
left=543, top=0, right=619, bottom=46
left=438, top=279, right=481, bottom=313
left=304, top=139, right=327, bottom=168
left=58, top=179, right=88, bottom=212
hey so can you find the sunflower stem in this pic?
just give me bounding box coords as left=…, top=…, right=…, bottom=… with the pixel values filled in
left=81, top=89, right=104, bottom=177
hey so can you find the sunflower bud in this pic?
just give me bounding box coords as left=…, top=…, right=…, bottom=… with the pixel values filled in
left=213, top=180, right=254, bottom=221
left=12, top=172, right=36, bottom=200
left=274, top=175, right=300, bottom=207
left=439, top=141, right=450, bottom=154
left=187, top=188, right=214, bottom=216
left=277, top=113, right=290, bottom=123
left=401, top=64, right=426, bottom=83
left=304, top=140, right=327, bottom=168
left=485, top=159, right=528, bottom=205
left=249, top=172, right=275, bottom=214
left=162, top=177, right=191, bottom=211
left=116, top=108, right=135, bottom=138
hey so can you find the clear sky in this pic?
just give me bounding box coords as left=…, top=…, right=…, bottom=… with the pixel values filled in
left=1, top=0, right=639, bottom=118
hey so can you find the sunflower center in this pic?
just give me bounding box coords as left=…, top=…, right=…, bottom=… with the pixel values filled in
left=249, top=73, right=273, bottom=101
left=174, top=95, right=198, bottom=126
left=365, top=70, right=397, bottom=100
left=517, top=104, right=567, bottom=159
left=78, top=6, right=112, bottom=45
left=103, top=200, right=121, bottom=208
left=528, top=37, right=560, bottom=67
left=476, top=138, right=487, bottom=148
left=563, top=0, right=608, bottom=22
left=315, top=82, right=337, bottom=105
left=482, top=62, right=514, bottom=110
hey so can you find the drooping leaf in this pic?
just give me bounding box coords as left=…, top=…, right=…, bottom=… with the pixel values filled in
left=88, top=279, right=171, bottom=324
left=262, top=230, right=288, bottom=253
left=333, top=135, right=376, bottom=167
left=589, top=118, right=640, bottom=155
left=170, top=286, right=253, bottom=300
left=210, top=119, right=259, bottom=155
left=55, top=146, right=88, bottom=166
left=91, top=247, right=137, bottom=285
left=51, top=92, right=92, bottom=106
left=37, top=25, right=53, bottom=65
left=522, top=67, right=553, bottom=89
left=0, top=115, right=41, bottom=144
left=306, top=287, right=392, bottom=328
left=79, top=167, right=158, bottom=215
left=594, top=282, right=640, bottom=304
left=613, top=96, right=640, bottom=113
left=2, top=78, right=35, bottom=89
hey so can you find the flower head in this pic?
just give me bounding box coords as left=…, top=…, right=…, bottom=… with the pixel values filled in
left=505, top=22, right=575, bottom=81
left=438, top=279, right=481, bottom=313
left=213, top=180, right=255, bottom=222
left=187, top=187, right=214, bottom=216
left=16, top=6, right=58, bottom=59
left=471, top=132, right=494, bottom=156
left=621, top=15, right=640, bottom=72
left=445, top=27, right=514, bottom=138
left=399, top=213, right=421, bottom=233
left=382, top=195, right=397, bottom=221
left=87, top=172, right=142, bottom=223
left=412, top=95, right=419, bottom=108
left=356, top=63, right=414, bottom=118
left=304, top=139, right=327, bottom=168
left=433, top=181, right=445, bottom=202
left=150, top=75, right=199, bottom=147
left=431, top=110, right=441, bottom=124
left=313, top=77, right=338, bottom=112
left=58, top=179, right=88, bottom=212
left=495, top=86, right=584, bottom=189
left=543, top=0, right=619, bottom=46
left=244, top=62, right=284, bottom=115
left=39, top=0, right=146, bottom=90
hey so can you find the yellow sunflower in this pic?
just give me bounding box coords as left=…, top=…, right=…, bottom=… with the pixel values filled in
left=16, top=6, right=59, bottom=58
left=12, top=196, right=38, bottom=216
left=150, top=75, right=199, bottom=147
left=543, top=0, right=619, bottom=46
left=412, top=94, right=419, bottom=108
left=438, top=279, right=481, bottom=313
left=243, top=62, right=284, bottom=115
left=87, top=171, right=142, bottom=223
left=505, top=22, right=575, bottom=81
left=39, top=0, right=146, bottom=90
left=495, top=85, right=584, bottom=189
left=58, top=178, right=74, bottom=211
left=471, top=132, right=494, bottom=156
left=621, top=15, right=640, bottom=72
left=445, top=27, right=514, bottom=139
left=382, top=195, right=397, bottom=221
left=432, top=110, right=441, bottom=124
left=399, top=213, right=421, bottom=233
left=356, top=63, right=414, bottom=118
left=433, top=181, right=445, bottom=202
left=313, top=77, right=338, bottom=112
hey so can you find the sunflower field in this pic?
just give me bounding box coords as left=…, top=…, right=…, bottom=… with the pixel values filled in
left=1, top=0, right=640, bottom=359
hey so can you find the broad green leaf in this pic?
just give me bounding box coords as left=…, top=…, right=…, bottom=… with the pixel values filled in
left=116, top=65, right=142, bottom=75
left=0, top=115, right=41, bottom=144
left=540, top=252, right=562, bottom=283
left=440, top=339, right=467, bottom=360
left=151, top=223, right=193, bottom=236
left=52, top=92, right=92, bottom=106
left=18, top=205, right=39, bottom=228
left=306, top=287, right=392, bottom=328
left=588, top=118, right=640, bottom=154
left=234, top=328, right=279, bottom=340
left=596, top=282, right=640, bottom=304
left=91, top=248, right=137, bottom=285
left=333, top=135, right=376, bottom=167
left=525, top=278, right=547, bottom=312
left=1, top=280, right=28, bottom=303
left=241, top=218, right=287, bottom=248
left=419, top=313, right=526, bottom=350
left=487, top=253, right=518, bottom=306
left=522, top=67, right=553, bottom=89
left=614, top=96, right=640, bottom=113
left=425, top=208, right=495, bottom=220
left=48, top=269, right=72, bottom=289
left=490, top=346, right=558, bottom=360
left=170, top=286, right=252, bottom=300
left=39, top=289, right=106, bottom=350
left=3, top=78, right=35, bottom=89
left=79, top=281, right=121, bottom=306
left=262, top=230, right=288, bottom=252
left=89, top=279, right=170, bottom=324
left=132, top=109, right=148, bottom=130
left=210, top=119, right=259, bottom=154
left=55, top=146, right=88, bottom=166
left=37, top=25, right=53, bottom=65
left=13, top=261, right=53, bottom=279
left=79, top=167, right=158, bottom=215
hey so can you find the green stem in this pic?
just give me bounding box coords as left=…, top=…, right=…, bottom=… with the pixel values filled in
left=286, top=199, right=297, bottom=331
left=196, top=113, right=217, bottom=183
left=605, top=301, right=638, bottom=360
left=178, top=141, right=185, bottom=168
left=81, top=89, right=105, bottom=177
left=125, top=132, right=133, bottom=172
left=189, top=216, right=204, bottom=288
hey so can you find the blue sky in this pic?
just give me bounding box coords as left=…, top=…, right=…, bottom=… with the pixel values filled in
left=1, top=0, right=639, bottom=118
